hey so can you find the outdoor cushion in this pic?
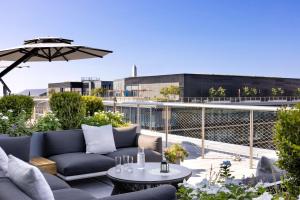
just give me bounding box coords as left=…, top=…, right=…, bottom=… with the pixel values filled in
left=53, top=188, right=98, bottom=200
left=113, top=125, right=138, bottom=148
left=0, top=136, right=31, bottom=162
left=42, top=172, right=70, bottom=190
left=82, top=124, right=116, bottom=154
left=100, top=185, right=177, bottom=200
left=137, top=134, right=162, bottom=154
left=0, top=177, right=32, bottom=200
left=49, top=152, right=115, bottom=176
left=106, top=147, right=162, bottom=162
left=44, top=129, right=86, bottom=157
left=0, top=146, right=8, bottom=177
left=256, top=156, right=286, bottom=183
left=8, top=155, right=55, bottom=200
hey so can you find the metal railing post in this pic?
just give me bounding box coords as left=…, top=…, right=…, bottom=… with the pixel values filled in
left=165, top=106, right=169, bottom=148
left=249, top=110, right=254, bottom=169
left=149, top=107, right=152, bottom=131
left=137, top=104, right=141, bottom=126
left=201, top=107, right=205, bottom=159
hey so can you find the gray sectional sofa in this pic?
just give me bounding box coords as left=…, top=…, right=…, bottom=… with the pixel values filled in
left=36, top=125, right=162, bottom=181
left=0, top=133, right=177, bottom=200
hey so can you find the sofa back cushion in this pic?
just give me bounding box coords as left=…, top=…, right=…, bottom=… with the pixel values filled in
left=113, top=125, right=138, bottom=148
left=0, top=136, right=31, bottom=162
left=44, top=130, right=85, bottom=157
left=8, top=155, right=55, bottom=200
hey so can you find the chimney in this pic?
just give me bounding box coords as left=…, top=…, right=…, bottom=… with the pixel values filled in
left=132, top=64, right=137, bottom=77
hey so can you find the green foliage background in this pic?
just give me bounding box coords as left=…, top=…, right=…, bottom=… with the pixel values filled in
left=50, top=92, right=86, bottom=129
left=81, top=96, right=104, bottom=116
left=275, top=103, right=300, bottom=197
left=0, top=95, right=34, bottom=120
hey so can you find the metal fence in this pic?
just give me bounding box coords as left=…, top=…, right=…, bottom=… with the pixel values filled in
left=103, top=101, right=279, bottom=168
left=32, top=98, right=279, bottom=168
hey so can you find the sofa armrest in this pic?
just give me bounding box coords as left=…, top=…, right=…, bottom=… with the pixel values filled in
left=100, top=185, right=176, bottom=200
left=137, top=134, right=162, bottom=154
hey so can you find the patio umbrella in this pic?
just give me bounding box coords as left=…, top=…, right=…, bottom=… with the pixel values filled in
left=0, top=37, right=113, bottom=95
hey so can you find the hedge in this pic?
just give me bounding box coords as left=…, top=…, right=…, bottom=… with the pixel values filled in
left=0, top=95, right=34, bottom=120
left=50, top=92, right=86, bottom=129
left=81, top=96, right=104, bottom=116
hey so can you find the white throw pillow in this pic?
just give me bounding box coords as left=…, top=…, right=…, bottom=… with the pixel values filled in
left=7, top=155, right=55, bottom=200
left=0, top=147, right=8, bottom=177
left=82, top=124, right=117, bottom=154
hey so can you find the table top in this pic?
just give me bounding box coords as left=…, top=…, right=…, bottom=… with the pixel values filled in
left=30, top=157, right=56, bottom=166
left=107, top=162, right=192, bottom=184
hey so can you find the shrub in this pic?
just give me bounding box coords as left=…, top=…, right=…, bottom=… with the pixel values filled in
left=50, top=92, right=86, bottom=129
left=0, top=110, right=32, bottom=136
left=242, top=86, right=258, bottom=97
left=33, top=112, right=61, bottom=132
left=82, top=111, right=128, bottom=128
left=164, top=144, right=189, bottom=164
left=274, top=103, right=300, bottom=197
left=160, top=86, right=180, bottom=99
left=271, top=87, right=284, bottom=96
left=0, top=95, right=34, bottom=120
left=81, top=96, right=104, bottom=116
left=209, top=87, right=226, bottom=97
left=295, top=88, right=300, bottom=96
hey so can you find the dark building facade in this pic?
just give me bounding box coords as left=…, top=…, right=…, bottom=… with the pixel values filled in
left=113, top=73, right=300, bottom=98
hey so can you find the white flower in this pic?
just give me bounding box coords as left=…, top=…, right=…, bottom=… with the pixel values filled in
left=218, top=187, right=231, bottom=193
left=1, top=116, right=9, bottom=120
left=245, top=187, right=257, bottom=193
left=253, top=192, right=273, bottom=200
left=8, top=109, right=13, bottom=113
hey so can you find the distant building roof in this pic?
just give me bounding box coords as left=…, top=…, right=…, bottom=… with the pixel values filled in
left=18, top=89, right=47, bottom=97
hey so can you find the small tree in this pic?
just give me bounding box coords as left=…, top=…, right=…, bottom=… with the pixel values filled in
left=160, top=86, right=180, bottom=99
left=91, top=88, right=107, bottom=97
left=242, top=86, right=258, bottom=97
left=272, top=87, right=285, bottom=96
left=209, top=87, right=217, bottom=97
left=295, top=88, right=300, bottom=96
left=209, top=87, right=226, bottom=97
left=217, top=87, right=226, bottom=97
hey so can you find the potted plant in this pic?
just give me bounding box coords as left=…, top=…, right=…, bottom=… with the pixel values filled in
left=164, top=144, right=189, bottom=164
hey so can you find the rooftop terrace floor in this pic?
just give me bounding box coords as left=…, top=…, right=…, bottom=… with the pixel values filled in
left=70, top=133, right=261, bottom=199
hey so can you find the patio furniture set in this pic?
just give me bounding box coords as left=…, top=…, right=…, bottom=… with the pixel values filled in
left=0, top=125, right=191, bottom=200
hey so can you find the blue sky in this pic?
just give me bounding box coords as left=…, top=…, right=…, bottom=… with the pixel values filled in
left=0, top=0, right=299, bottom=92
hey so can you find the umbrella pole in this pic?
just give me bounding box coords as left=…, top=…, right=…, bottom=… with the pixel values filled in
left=0, top=48, right=37, bottom=79
left=0, top=78, right=11, bottom=96
left=0, top=48, right=37, bottom=95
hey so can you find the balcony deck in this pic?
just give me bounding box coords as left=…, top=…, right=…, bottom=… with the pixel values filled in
left=70, top=131, right=267, bottom=199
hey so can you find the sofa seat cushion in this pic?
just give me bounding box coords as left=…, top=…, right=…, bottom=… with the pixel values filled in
left=42, top=172, right=70, bottom=190
left=0, top=177, right=32, bottom=200
left=106, top=147, right=162, bottom=162
left=49, top=153, right=115, bottom=176
left=53, top=188, right=98, bottom=200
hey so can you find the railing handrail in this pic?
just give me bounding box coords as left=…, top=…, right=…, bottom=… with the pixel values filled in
left=103, top=100, right=279, bottom=111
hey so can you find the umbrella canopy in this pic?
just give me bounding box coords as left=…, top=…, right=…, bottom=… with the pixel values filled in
left=0, top=37, right=113, bottom=95
left=0, top=37, right=112, bottom=62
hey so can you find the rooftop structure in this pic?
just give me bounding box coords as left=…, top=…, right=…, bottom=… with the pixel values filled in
left=113, top=73, right=300, bottom=100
